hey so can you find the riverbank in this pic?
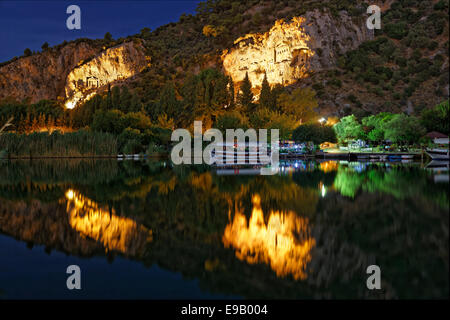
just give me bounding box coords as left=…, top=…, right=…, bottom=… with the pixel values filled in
left=0, top=153, right=169, bottom=160
left=1, top=151, right=424, bottom=161
left=279, top=151, right=424, bottom=160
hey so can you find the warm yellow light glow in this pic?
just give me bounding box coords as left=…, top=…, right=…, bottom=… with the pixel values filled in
left=65, top=100, right=76, bottom=110
left=222, top=16, right=314, bottom=89
left=326, top=117, right=339, bottom=126
left=66, top=189, right=74, bottom=200
left=222, top=194, right=315, bottom=280
left=65, top=92, right=96, bottom=110
left=65, top=189, right=152, bottom=256
left=319, top=161, right=339, bottom=173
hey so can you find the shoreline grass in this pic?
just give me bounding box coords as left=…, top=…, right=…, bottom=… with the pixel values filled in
left=0, top=130, right=118, bottom=158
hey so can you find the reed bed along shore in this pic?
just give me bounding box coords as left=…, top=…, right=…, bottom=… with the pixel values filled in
left=0, top=130, right=118, bottom=158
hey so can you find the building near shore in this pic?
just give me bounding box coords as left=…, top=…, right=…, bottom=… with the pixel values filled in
left=426, top=132, right=449, bottom=145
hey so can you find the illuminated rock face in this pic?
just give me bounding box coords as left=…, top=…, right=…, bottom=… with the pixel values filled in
left=65, top=42, right=148, bottom=109
left=223, top=10, right=373, bottom=89
left=0, top=42, right=100, bottom=103
left=223, top=17, right=313, bottom=88
left=0, top=41, right=147, bottom=107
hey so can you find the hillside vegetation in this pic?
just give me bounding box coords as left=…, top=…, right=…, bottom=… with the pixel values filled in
left=0, top=0, right=449, bottom=156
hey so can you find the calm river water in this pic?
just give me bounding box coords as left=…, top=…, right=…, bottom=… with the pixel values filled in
left=0, top=159, right=448, bottom=299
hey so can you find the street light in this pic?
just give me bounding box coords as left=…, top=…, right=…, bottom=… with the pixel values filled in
left=318, top=117, right=326, bottom=125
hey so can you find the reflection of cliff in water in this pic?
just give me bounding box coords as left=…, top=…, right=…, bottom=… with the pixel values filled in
left=0, top=187, right=152, bottom=259
left=0, top=160, right=448, bottom=299
left=0, top=198, right=105, bottom=256
left=223, top=194, right=315, bottom=281
left=65, top=189, right=152, bottom=256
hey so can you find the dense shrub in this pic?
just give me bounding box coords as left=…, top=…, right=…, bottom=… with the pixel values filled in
left=292, top=123, right=337, bottom=145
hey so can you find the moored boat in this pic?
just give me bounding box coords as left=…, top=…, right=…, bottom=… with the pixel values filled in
left=388, top=155, right=402, bottom=162
left=370, top=155, right=388, bottom=161
left=426, top=149, right=450, bottom=160
left=357, top=155, right=370, bottom=161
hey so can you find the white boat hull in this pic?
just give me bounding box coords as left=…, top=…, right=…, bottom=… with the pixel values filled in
left=426, top=149, right=450, bottom=160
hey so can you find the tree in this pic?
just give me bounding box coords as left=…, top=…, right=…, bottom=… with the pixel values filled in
left=267, top=112, right=298, bottom=141
left=385, top=22, right=408, bottom=39
left=38, top=113, right=46, bottom=128
left=111, top=86, right=121, bottom=109
left=210, top=72, right=230, bottom=110
left=180, top=69, right=232, bottom=123
left=321, top=125, right=338, bottom=144
left=228, top=76, right=235, bottom=110
left=202, top=25, right=224, bottom=37
left=259, top=73, right=272, bottom=109
left=140, top=27, right=152, bottom=39
left=91, top=109, right=125, bottom=134
left=41, top=42, right=49, bottom=51
left=104, top=32, right=113, bottom=42
left=148, top=126, right=172, bottom=146
left=277, top=88, right=318, bottom=123
left=120, top=86, right=132, bottom=111
left=249, top=107, right=272, bottom=129
left=47, top=115, right=55, bottom=131
left=31, top=116, right=38, bottom=131
left=269, top=84, right=285, bottom=112
left=24, top=113, right=31, bottom=132
left=333, top=115, right=365, bottom=142
left=238, top=72, right=254, bottom=112
left=215, top=111, right=247, bottom=133
left=292, top=123, right=337, bottom=145
left=159, top=83, right=178, bottom=118
left=180, top=74, right=198, bottom=123
left=129, top=94, right=142, bottom=113
left=122, top=112, right=152, bottom=131
left=156, top=113, right=175, bottom=130
left=362, top=112, right=395, bottom=143
left=384, top=114, right=426, bottom=144
left=24, top=48, right=32, bottom=56
left=421, top=100, right=449, bottom=134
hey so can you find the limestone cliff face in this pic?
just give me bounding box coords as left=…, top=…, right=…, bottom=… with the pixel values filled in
left=0, top=42, right=101, bottom=103
left=65, top=42, right=148, bottom=108
left=222, top=9, right=373, bottom=88
left=0, top=41, right=148, bottom=108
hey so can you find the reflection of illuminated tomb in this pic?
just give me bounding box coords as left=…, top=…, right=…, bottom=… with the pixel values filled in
left=86, top=76, right=99, bottom=88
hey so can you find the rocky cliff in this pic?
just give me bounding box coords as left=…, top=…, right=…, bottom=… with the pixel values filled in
left=0, top=41, right=148, bottom=108
left=0, top=42, right=101, bottom=103
left=65, top=41, right=148, bottom=109
left=222, top=10, right=373, bottom=89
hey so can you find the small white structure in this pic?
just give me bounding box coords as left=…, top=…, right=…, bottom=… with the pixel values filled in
left=426, top=132, right=449, bottom=145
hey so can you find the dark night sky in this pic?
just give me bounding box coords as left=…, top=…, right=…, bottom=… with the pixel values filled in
left=0, top=0, right=200, bottom=62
